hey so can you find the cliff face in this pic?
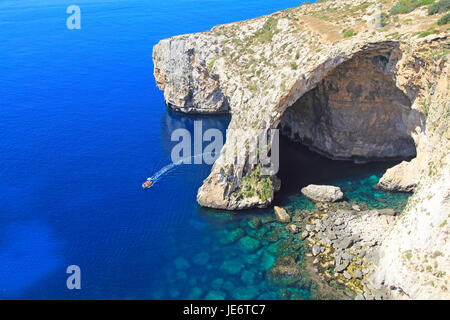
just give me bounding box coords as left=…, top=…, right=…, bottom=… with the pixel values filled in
left=279, top=53, right=418, bottom=161
left=153, top=34, right=229, bottom=113
left=153, top=0, right=449, bottom=299
left=373, top=64, right=449, bottom=299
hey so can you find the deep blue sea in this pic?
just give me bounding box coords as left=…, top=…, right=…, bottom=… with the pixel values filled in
left=0, top=0, right=410, bottom=299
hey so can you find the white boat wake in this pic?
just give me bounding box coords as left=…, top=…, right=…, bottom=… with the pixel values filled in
left=143, top=153, right=209, bottom=189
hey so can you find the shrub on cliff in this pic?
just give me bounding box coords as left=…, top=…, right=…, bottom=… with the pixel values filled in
left=417, top=26, right=437, bottom=36
left=342, top=29, right=355, bottom=38
left=428, top=0, right=450, bottom=14
left=380, top=12, right=390, bottom=27
left=437, top=12, right=450, bottom=24
left=208, top=58, right=216, bottom=72
left=254, top=17, right=280, bottom=43
left=390, top=0, right=435, bottom=15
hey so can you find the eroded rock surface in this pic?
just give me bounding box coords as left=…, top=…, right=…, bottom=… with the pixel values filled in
left=279, top=53, right=418, bottom=161
left=267, top=256, right=303, bottom=287
left=373, top=66, right=450, bottom=300
left=153, top=34, right=229, bottom=114
left=274, top=206, right=291, bottom=223
left=303, top=202, right=400, bottom=299
left=301, top=184, right=344, bottom=202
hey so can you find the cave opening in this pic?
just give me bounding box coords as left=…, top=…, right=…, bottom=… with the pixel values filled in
left=274, top=51, right=419, bottom=201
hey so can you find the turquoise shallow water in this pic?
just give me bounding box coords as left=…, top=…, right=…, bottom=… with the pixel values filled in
left=0, top=0, right=412, bottom=299
left=146, top=137, right=411, bottom=300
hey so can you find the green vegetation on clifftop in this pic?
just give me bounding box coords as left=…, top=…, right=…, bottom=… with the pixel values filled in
left=390, top=0, right=435, bottom=15
left=428, top=0, right=450, bottom=14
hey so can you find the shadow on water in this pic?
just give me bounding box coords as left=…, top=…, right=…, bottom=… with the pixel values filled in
left=199, top=133, right=408, bottom=218
left=274, top=134, right=407, bottom=204
left=160, top=107, right=231, bottom=154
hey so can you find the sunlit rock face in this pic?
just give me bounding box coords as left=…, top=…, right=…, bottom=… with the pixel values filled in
left=279, top=53, right=417, bottom=162
left=153, top=34, right=229, bottom=114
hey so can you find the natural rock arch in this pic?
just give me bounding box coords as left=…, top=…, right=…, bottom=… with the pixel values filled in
left=195, top=44, right=427, bottom=210
left=277, top=51, right=418, bottom=163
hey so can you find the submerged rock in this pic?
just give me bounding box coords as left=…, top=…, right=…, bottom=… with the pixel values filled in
left=238, top=236, right=262, bottom=252
left=248, top=217, right=262, bottom=229
left=169, top=288, right=180, bottom=299
left=275, top=237, right=302, bottom=260
left=211, top=278, right=224, bottom=290
left=223, top=280, right=235, bottom=293
left=220, top=260, right=243, bottom=275
left=261, top=252, right=276, bottom=271
left=219, top=228, right=245, bottom=245
left=265, top=230, right=281, bottom=243
left=192, top=252, right=210, bottom=265
left=241, top=270, right=256, bottom=285
left=176, top=271, right=187, bottom=280
left=301, top=185, right=344, bottom=203
left=267, top=256, right=302, bottom=287
left=230, top=286, right=260, bottom=300
left=205, top=290, right=227, bottom=300
left=261, top=216, right=275, bottom=224
left=174, top=257, right=190, bottom=270
left=243, top=253, right=259, bottom=265
left=187, top=287, right=204, bottom=299
left=257, top=291, right=279, bottom=300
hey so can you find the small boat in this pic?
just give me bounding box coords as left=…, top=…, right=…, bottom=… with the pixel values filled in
left=142, top=179, right=153, bottom=189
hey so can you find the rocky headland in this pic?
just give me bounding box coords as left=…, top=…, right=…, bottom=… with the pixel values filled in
left=153, top=0, right=449, bottom=299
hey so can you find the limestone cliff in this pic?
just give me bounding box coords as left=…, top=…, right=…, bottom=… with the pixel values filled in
left=373, top=61, right=449, bottom=299
left=153, top=0, right=449, bottom=299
